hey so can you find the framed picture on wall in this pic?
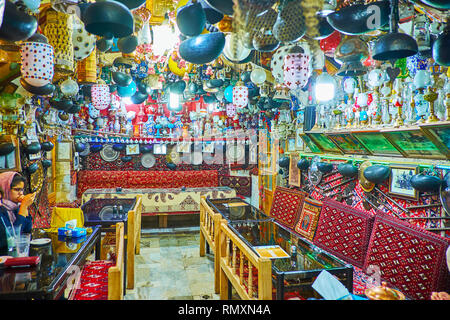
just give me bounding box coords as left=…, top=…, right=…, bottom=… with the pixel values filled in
left=388, top=165, right=418, bottom=200
left=202, top=142, right=214, bottom=153
left=56, top=141, right=72, bottom=162
left=288, top=153, right=301, bottom=187
left=0, top=135, right=21, bottom=172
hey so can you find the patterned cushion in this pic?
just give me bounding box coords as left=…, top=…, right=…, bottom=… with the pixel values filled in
left=77, top=170, right=219, bottom=198
left=71, top=260, right=114, bottom=300
left=313, top=198, right=374, bottom=269
left=293, top=197, right=323, bottom=241
left=269, top=186, right=307, bottom=229
left=363, top=211, right=450, bottom=300
left=219, top=175, right=252, bottom=197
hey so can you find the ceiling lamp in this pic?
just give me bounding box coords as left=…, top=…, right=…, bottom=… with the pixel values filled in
left=372, top=0, right=418, bottom=61
left=83, top=0, right=134, bottom=39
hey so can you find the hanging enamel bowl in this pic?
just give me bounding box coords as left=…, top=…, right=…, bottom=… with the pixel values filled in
left=141, top=153, right=156, bottom=168
left=100, top=144, right=120, bottom=162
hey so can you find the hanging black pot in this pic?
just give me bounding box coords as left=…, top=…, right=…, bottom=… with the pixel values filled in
left=179, top=32, right=225, bottom=65
left=20, top=78, right=55, bottom=96
left=200, top=94, right=214, bottom=104
left=90, top=144, right=103, bottom=153
left=112, top=143, right=126, bottom=152
left=240, top=72, right=251, bottom=83
left=363, top=165, right=391, bottom=184
left=83, top=0, right=134, bottom=39
left=27, top=32, right=48, bottom=44
left=130, top=90, right=148, bottom=104
left=326, top=1, right=390, bottom=36
left=112, top=71, right=132, bottom=87
left=372, top=0, right=418, bottom=61
left=24, top=142, right=41, bottom=155
left=314, top=17, right=335, bottom=40
left=42, top=159, right=52, bottom=169
left=206, top=79, right=224, bottom=89
left=74, top=142, right=86, bottom=153
left=67, top=102, right=81, bottom=114
left=204, top=0, right=233, bottom=15
left=121, top=155, right=132, bottom=162
left=26, top=162, right=39, bottom=174
left=50, top=98, right=73, bottom=112
left=78, top=2, right=91, bottom=23
left=338, top=162, right=359, bottom=178
left=223, top=50, right=254, bottom=64
left=278, top=156, right=290, bottom=169
left=169, top=80, right=187, bottom=95
left=137, top=81, right=152, bottom=95
left=41, top=141, right=54, bottom=152
left=0, top=1, right=38, bottom=42
left=96, top=37, right=114, bottom=52
left=421, top=0, right=450, bottom=9
left=117, top=35, right=138, bottom=54
left=140, top=144, right=153, bottom=154
left=317, top=162, right=333, bottom=174
left=115, top=0, right=146, bottom=10
left=410, top=174, right=442, bottom=192
left=188, top=82, right=199, bottom=94
left=176, top=1, right=206, bottom=37
left=109, top=84, right=118, bottom=93
left=432, top=22, right=450, bottom=67
left=0, top=142, right=15, bottom=156
left=199, top=0, right=224, bottom=25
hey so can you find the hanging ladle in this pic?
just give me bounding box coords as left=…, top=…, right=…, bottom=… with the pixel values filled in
left=372, top=0, right=418, bottom=61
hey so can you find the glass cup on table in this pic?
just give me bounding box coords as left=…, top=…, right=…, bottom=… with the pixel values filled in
left=15, top=233, right=31, bottom=257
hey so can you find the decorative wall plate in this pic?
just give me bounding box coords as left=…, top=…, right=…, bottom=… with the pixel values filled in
left=141, top=153, right=156, bottom=168
left=79, top=142, right=90, bottom=156
left=226, top=144, right=245, bottom=162
left=191, top=151, right=203, bottom=165
left=98, top=206, right=114, bottom=221
left=100, top=144, right=120, bottom=162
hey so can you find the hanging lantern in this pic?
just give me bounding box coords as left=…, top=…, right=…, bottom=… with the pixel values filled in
left=43, top=9, right=74, bottom=77
left=283, top=46, right=310, bottom=90
left=250, top=67, right=266, bottom=85
left=60, top=77, right=79, bottom=96
left=77, top=48, right=97, bottom=84
left=20, top=41, right=54, bottom=87
left=91, top=84, right=111, bottom=110
left=232, top=80, right=249, bottom=107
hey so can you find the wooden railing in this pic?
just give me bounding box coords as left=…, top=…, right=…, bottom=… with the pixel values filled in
left=219, top=222, right=272, bottom=300
left=126, top=195, right=142, bottom=290
left=108, top=222, right=124, bottom=300
left=199, top=196, right=223, bottom=293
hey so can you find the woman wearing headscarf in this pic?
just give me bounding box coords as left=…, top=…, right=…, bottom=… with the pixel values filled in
left=0, top=172, right=36, bottom=255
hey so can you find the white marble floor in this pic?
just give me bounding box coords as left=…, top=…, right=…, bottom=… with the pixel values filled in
left=124, top=232, right=220, bottom=300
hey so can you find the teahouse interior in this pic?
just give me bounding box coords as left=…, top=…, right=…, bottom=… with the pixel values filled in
left=0, top=0, right=449, bottom=301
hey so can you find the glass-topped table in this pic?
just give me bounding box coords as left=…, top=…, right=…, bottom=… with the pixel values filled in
left=0, top=226, right=101, bottom=300
left=205, top=197, right=272, bottom=222
left=227, top=220, right=354, bottom=300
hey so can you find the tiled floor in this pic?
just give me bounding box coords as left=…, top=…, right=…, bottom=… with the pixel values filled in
left=124, top=231, right=220, bottom=300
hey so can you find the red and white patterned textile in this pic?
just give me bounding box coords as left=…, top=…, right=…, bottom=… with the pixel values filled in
left=313, top=198, right=375, bottom=269
left=269, top=186, right=307, bottom=229
left=363, top=211, right=450, bottom=300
